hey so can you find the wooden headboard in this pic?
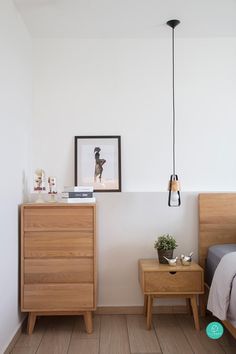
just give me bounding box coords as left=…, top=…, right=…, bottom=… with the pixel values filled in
left=199, top=193, right=236, bottom=268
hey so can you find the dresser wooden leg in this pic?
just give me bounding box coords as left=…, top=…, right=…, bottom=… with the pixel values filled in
left=190, top=295, right=200, bottom=331
left=27, top=312, right=37, bottom=335
left=84, top=311, right=93, bottom=334
left=144, top=294, right=148, bottom=316
left=146, top=295, right=153, bottom=330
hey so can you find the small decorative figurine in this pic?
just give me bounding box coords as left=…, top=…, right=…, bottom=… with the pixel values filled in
left=48, top=176, right=57, bottom=202
left=163, top=256, right=178, bottom=266
left=180, top=252, right=193, bottom=266
left=34, top=169, right=46, bottom=203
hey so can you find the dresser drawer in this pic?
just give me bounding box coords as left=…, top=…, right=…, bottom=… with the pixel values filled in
left=24, top=231, right=93, bottom=258
left=23, top=284, right=94, bottom=310
left=24, top=258, right=94, bottom=283
left=23, top=206, right=94, bottom=231
left=145, top=271, right=203, bottom=293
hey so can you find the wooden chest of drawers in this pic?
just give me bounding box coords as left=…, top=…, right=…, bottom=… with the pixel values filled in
left=21, top=203, right=96, bottom=334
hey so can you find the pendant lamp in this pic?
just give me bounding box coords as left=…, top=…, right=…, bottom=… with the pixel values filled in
left=167, top=19, right=181, bottom=207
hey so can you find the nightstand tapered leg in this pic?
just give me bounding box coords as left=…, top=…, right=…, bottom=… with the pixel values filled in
left=190, top=295, right=200, bottom=331
left=147, top=295, right=153, bottom=330
left=144, top=294, right=148, bottom=316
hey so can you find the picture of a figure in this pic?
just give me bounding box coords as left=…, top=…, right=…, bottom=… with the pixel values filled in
left=94, top=147, right=106, bottom=183
left=75, top=136, right=121, bottom=192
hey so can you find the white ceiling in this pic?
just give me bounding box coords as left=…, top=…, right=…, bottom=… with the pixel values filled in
left=14, top=0, right=236, bottom=38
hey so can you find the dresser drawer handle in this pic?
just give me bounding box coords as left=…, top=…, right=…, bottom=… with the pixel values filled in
left=169, top=271, right=177, bottom=275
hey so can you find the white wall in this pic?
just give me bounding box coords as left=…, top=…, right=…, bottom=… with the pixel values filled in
left=0, top=1, right=32, bottom=353
left=32, top=38, right=236, bottom=191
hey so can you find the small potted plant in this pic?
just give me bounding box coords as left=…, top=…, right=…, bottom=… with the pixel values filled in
left=154, top=234, right=178, bottom=264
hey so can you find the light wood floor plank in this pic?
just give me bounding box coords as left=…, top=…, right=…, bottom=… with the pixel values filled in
left=67, top=315, right=100, bottom=354
left=36, top=316, right=74, bottom=354
left=176, top=314, right=225, bottom=354
left=219, top=332, right=236, bottom=353
left=219, top=330, right=236, bottom=349
left=127, top=315, right=161, bottom=354
left=67, top=339, right=99, bottom=354
left=12, top=317, right=48, bottom=353
left=100, top=315, right=130, bottom=354
left=219, top=346, right=236, bottom=354
left=72, top=315, right=100, bottom=339
left=10, top=347, right=36, bottom=354
left=153, top=314, right=193, bottom=354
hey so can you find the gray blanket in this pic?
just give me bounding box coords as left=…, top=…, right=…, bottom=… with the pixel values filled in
left=207, top=251, right=236, bottom=323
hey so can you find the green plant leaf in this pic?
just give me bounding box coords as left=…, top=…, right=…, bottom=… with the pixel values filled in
left=154, top=234, right=178, bottom=250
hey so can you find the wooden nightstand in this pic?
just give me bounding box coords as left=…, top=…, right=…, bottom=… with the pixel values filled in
left=138, top=259, right=204, bottom=330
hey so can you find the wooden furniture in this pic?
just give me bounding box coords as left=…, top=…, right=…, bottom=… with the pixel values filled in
left=199, top=193, right=236, bottom=339
left=138, top=259, right=204, bottom=330
left=21, top=203, right=96, bottom=335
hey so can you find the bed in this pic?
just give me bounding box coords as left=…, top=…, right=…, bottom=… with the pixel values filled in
left=199, top=193, right=236, bottom=339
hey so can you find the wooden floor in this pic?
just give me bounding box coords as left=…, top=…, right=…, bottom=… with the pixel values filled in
left=9, top=314, right=236, bottom=354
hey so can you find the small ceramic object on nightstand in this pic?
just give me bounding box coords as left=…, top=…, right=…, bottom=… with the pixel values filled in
left=163, top=256, right=178, bottom=266
left=180, top=252, right=193, bottom=266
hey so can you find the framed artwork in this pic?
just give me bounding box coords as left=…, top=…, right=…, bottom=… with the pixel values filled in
left=74, top=135, right=121, bottom=192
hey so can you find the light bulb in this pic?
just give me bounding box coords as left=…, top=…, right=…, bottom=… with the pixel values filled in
left=168, top=174, right=181, bottom=207
left=170, top=192, right=179, bottom=202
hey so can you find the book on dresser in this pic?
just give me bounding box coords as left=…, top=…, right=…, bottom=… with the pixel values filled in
left=61, top=191, right=93, bottom=198
left=61, top=186, right=95, bottom=203
left=62, top=197, right=96, bottom=203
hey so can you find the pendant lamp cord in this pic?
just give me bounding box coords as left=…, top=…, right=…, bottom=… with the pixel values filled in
left=172, top=27, right=176, bottom=177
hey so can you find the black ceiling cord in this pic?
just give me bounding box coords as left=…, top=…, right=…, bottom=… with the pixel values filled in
left=166, top=20, right=181, bottom=207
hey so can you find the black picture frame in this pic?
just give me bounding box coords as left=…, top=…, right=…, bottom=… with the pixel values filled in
left=74, top=135, right=121, bottom=192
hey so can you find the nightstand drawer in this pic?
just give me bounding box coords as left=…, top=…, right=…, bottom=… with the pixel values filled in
left=145, top=271, right=203, bottom=293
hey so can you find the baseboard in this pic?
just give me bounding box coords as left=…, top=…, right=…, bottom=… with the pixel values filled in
left=95, top=305, right=188, bottom=315
left=3, top=317, right=26, bottom=354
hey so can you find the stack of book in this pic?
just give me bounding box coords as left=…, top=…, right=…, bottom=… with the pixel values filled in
left=61, top=186, right=95, bottom=203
